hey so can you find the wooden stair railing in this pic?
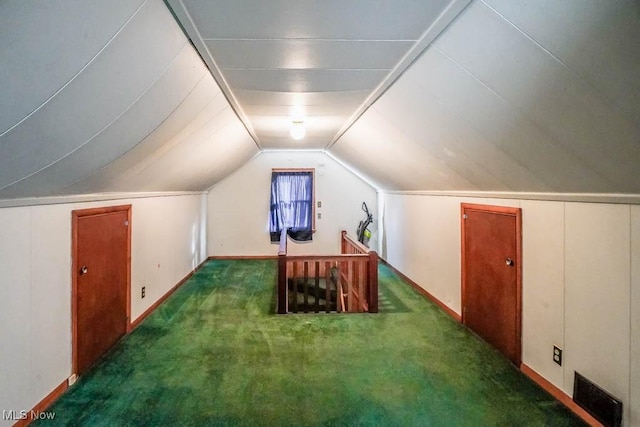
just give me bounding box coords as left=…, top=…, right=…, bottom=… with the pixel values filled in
left=340, top=230, right=378, bottom=313
left=277, top=230, right=378, bottom=314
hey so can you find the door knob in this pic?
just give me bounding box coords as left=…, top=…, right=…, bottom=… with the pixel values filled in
left=80, top=266, right=88, bottom=275
left=505, top=258, right=514, bottom=267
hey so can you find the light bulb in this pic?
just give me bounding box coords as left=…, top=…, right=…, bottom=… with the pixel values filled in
left=290, top=121, right=305, bottom=140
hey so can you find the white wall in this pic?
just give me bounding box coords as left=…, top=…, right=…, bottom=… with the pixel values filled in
left=564, top=203, right=630, bottom=416
left=207, top=151, right=377, bottom=256
left=382, top=194, right=516, bottom=313
left=0, top=193, right=206, bottom=424
left=382, top=193, right=639, bottom=426
left=519, top=200, right=565, bottom=389
left=632, top=205, right=640, bottom=426
left=129, top=194, right=207, bottom=319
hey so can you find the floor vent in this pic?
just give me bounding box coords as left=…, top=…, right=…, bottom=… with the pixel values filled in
left=573, top=372, right=622, bottom=427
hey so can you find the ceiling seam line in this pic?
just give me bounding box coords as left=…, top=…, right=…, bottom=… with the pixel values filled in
left=0, top=40, right=193, bottom=192
left=0, top=0, right=149, bottom=139
left=367, top=110, right=479, bottom=189
left=354, top=106, right=478, bottom=189
left=409, top=61, right=556, bottom=192
left=379, top=92, right=511, bottom=189
left=478, top=0, right=639, bottom=130
left=432, top=45, right=616, bottom=191
left=111, top=99, right=239, bottom=186
left=325, top=0, right=473, bottom=150
left=59, top=73, right=216, bottom=193
left=414, top=86, right=546, bottom=191
left=165, top=0, right=262, bottom=150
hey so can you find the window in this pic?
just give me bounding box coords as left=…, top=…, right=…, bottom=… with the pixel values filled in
left=269, top=169, right=314, bottom=242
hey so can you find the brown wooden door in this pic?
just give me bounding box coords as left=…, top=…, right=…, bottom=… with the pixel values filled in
left=73, top=206, right=131, bottom=375
left=461, top=204, right=522, bottom=365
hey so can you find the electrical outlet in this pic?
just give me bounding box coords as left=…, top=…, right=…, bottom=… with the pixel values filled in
left=141, top=286, right=146, bottom=298
left=317, top=212, right=322, bottom=219
left=317, top=201, right=322, bottom=208
left=68, top=374, right=77, bottom=386
left=553, top=345, right=562, bottom=366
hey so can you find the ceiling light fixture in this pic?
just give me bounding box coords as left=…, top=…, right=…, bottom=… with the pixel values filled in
left=290, top=120, right=306, bottom=140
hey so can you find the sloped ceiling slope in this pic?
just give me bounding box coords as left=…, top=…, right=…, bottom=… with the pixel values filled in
left=0, top=0, right=257, bottom=199
left=332, top=0, right=640, bottom=192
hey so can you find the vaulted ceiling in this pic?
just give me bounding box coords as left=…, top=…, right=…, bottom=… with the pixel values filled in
left=166, top=0, right=469, bottom=149
left=1, top=0, right=639, bottom=199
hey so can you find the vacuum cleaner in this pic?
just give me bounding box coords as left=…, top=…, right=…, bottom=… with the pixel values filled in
left=356, top=202, right=373, bottom=247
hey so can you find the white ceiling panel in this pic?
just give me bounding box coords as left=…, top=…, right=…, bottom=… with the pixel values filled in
left=233, top=89, right=372, bottom=107
left=0, top=45, right=207, bottom=198
left=371, top=83, right=513, bottom=191
left=256, top=129, right=336, bottom=141
left=260, top=134, right=331, bottom=150
left=0, top=0, right=186, bottom=190
left=398, top=48, right=611, bottom=192
left=123, top=118, right=256, bottom=191
left=205, top=40, right=414, bottom=70
left=183, top=0, right=452, bottom=40
left=251, top=114, right=346, bottom=149
left=332, top=0, right=640, bottom=193
left=333, top=109, right=479, bottom=191
left=0, top=0, right=145, bottom=134
left=167, top=0, right=467, bottom=149
left=4, top=0, right=640, bottom=199
left=241, top=104, right=361, bottom=118
left=102, top=103, right=242, bottom=190
left=256, top=137, right=330, bottom=149
left=257, top=136, right=334, bottom=149
left=223, top=69, right=389, bottom=93
left=251, top=115, right=344, bottom=132
left=434, top=1, right=640, bottom=192
left=63, top=77, right=224, bottom=194
left=484, top=0, right=640, bottom=127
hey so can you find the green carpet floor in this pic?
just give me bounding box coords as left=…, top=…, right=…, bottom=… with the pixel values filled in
left=37, top=259, right=585, bottom=426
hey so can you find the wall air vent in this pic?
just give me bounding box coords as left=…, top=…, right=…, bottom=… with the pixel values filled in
left=573, top=372, right=622, bottom=427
